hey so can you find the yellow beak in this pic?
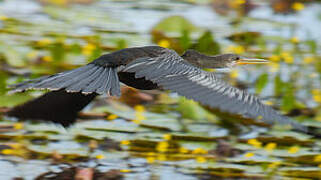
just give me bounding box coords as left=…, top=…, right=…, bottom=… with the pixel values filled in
left=237, top=57, right=269, bottom=65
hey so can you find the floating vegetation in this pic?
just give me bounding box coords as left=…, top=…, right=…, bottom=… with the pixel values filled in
left=0, top=0, right=321, bottom=179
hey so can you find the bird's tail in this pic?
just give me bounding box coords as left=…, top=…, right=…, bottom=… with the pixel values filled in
left=300, top=126, right=321, bottom=139
left=8, top=63, right=121, bottom=96
left=6, top=90, right=97, bottom=127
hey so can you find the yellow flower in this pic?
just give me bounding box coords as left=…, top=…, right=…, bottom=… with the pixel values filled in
left=269, top=55, right=280, bottom=62
left=158, top=40, right=170, bottom=48
left=134, top=105, right=145, bottom=112
left=230, top=69, right=239, bottom=79
left=147, top=152, right=156, bottom=156
left=121, top=140, right=130, bottom=145
left=120, top=169, right=132, bottom=173
left=292, top=2, right=304, bottom=11
left=132, top=119, right=141, bottom=124
left=313, top=94, right=321, bottom=103
left=226, top=45, right=245, bottom=54
left=156, top=141, right=169, bottom=152
left=244, top=152, right=254, bottom=158
left=9, top=143, right=23, bottom=149
left=135, top=113, right=146, bottom=121
left=268, top=63, right=280, bottom=72
left=303, top=56, right=314, bottom=64
left=290, top=37, right=300, bottom=43
left=264, top=143, right=277, bottom=152
left=312, top=89, right=321, bottom=103
left=43, top=56, right=53, bottom=62
left=2, top=149, right=14, bottom=155
left=284, top=56, right=294, bottom=64
left=314, top=154, right=321, bottom=162
left=234, top=46, right=245, bottom=54
left=281, top=52, right=290, bottom=57
left=196, top=156, right=207, bottom=163
left=264, top=101, right=274, bottom=106
left=163, top=134, right=172, bottom=141
left=37, top=38, right=52, bottom=46
left=247, top=139, right=262, bottom=148
left=281, top=52, right=294, bottom=64
left=48, top=0, right=67, bottom=6
left=157, top=154, right=167, bottom=161
left=107, top=114, right=118, bottom=120
left=192, top=148, right=207, bottom=154
left=27, top=51, right=38, bottom=59
left=235, top=0, right=246, bottom=5
left=0, top=15, right=8, bottom=21
left=288, top=146, right=300, bottom=154
left=13, top=123, right=23, bottom=130
left=179, top=147, right=189, bottom=154
left=318, top=164, right=321, bottom=168
left=82, top=43, right=96, bottom=56
left=268, top=161, right=281, bottom=169
left=146, top=156, right=155, bottom=163
left=95, top=154, right=105, bottom=159
left=133, top=105, right=146, bottom=123
left=312, top=89, right=320, bottom=95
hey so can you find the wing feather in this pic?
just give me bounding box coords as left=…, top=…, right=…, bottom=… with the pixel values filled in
left=123, top=52, right=307, bottom=132
left=9, top=64, right=120, bottom=96
left=82, top=68, right=107, bottom=94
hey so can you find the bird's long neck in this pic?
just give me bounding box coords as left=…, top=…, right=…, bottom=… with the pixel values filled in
left=181, top=51, right=228, bottom=69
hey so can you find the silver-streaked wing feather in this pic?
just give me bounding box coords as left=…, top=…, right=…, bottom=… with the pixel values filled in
left=123, top=50, right=306, bottom=132
left=8, top=64, right=121, bottom=96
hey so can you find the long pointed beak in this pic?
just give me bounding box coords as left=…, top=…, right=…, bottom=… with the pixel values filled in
left=237, top=57, right=269, bottom=65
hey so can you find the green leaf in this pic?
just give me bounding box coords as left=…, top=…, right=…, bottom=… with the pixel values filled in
left=177, top=97, right=212, bottom=121
left=0, top=72, right=8, bottom=95
left=192, top=31, right=220, bottom=55
left=49, top=42, right=65, bottom=62
left=274, top=75, right=283, bottom=96
left=0, top=93, right=33, bottom=107
left=281, top=83, right=296, bottom=111
left=152, top=16, right=201, bottom=34
left=305, top=40, right=317, bottom=54
left=179, top=30, right=191, bottom=50
left=255, top=73, right=268, bottom=94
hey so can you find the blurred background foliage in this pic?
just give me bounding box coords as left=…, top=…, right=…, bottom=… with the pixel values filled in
left=0, top=0, right=321, bottom=179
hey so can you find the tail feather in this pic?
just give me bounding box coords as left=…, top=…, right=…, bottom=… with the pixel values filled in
left=8, top=64, right=121, bottom=96
left=35, top=65, right=97, bottom=90
left=63, top=65, right=100, bottom=92
left=8, top=65, right=92, bottom=93
left=110, top=70, right=121, bottom=96
left=6, top=90, right=97, bottom=127
left=8, top=76, right=50, bottom=91
left=66, top=66, right=104, bottom=93
left=96, top=68, right=112, bottom=95
left=82, top=68, right=108, bottom=94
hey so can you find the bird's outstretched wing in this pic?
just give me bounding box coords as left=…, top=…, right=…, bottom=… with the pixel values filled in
left=123, top=50, right=307, bottom=132
left=8, top=46, right=168, bottom=96
left=8, top=64, right=121, bottom=96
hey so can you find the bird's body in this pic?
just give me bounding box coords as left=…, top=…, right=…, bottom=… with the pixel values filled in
left=7, top=46, right=306, bottom=132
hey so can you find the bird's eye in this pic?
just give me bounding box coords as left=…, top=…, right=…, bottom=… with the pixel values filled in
left=234, top=57, right=240, bottom=61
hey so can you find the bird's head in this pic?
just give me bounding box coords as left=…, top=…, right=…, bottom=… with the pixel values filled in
left=182, top=50, right=269, bottom=69
left=217, top=54, right=269, bottom=68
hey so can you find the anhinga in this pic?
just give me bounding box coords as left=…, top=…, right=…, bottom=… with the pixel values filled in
left=6, top=46, right=307, bottom=132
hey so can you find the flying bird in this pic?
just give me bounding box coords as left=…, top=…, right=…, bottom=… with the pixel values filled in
left=7, top=46, right=307, bottom=132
